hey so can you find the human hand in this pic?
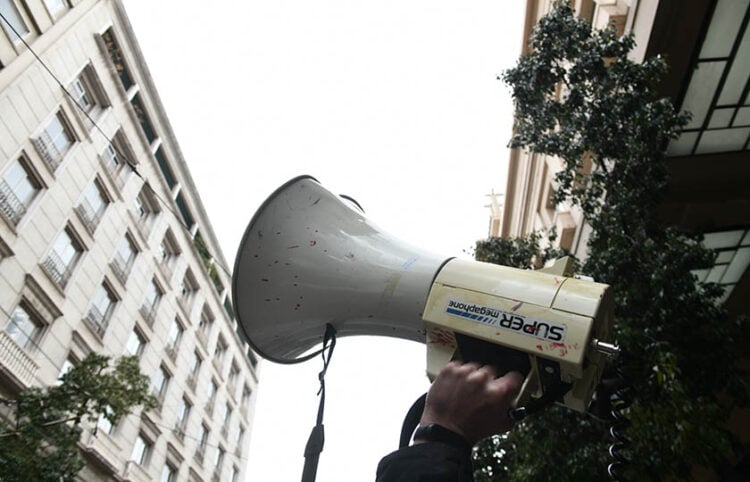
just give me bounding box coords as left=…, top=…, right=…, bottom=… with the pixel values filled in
left=418, top=361, right=524, bottom=445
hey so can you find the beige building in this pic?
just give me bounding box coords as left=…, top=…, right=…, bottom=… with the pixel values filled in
left=495, top=0, right=750, bottom=319
left=0, top=1, right=258, bottom=480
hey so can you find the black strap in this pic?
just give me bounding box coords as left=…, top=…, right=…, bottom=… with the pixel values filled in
left=301, top=324, right=337, bottom=482
left=399, top=393, right=427, bottom=448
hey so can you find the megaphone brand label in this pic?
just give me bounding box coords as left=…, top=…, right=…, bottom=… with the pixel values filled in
left=446, top=299, right=566, bottom=342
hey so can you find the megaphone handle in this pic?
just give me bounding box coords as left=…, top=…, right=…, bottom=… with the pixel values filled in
left=399, top=393, right=427, bottom=449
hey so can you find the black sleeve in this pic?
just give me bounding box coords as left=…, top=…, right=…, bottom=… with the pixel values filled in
left=375, top=442, right=473, bottom=482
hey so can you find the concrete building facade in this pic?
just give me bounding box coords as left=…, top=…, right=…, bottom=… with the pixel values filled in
left=0, top=1, right=258, bottom=480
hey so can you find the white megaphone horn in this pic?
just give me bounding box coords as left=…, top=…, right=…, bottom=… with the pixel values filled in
left=233, top=176, right=618, bottom=413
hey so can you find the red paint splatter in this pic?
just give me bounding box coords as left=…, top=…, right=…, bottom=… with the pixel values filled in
left=554, top=277, right=561, bottom=285
left=428, top=328, right=456, bottom=348
left=536, top=344, right=543, bottom=351
left=550, top=342, right=568, bottom=357
left=310, top=240, right=317, bottom=246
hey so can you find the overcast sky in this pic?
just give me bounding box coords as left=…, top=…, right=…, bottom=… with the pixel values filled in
left=124, top=1, right=527, bottom=480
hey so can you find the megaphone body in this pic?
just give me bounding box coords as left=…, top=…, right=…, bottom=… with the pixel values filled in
left=233, top=176, right=615, bottom=413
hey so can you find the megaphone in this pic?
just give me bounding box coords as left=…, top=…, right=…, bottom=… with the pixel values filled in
left=233, top=176, right=617, bottom=414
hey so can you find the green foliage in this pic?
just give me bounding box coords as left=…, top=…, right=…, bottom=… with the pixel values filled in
left=473, top=2, right=748, bottom=480
left=0, top=354, right=156, bottom=482
left=474, top=229, right=565, bottom=269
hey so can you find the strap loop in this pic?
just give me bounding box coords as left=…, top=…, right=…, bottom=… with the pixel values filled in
left=301, top=324, right=337, bottom=482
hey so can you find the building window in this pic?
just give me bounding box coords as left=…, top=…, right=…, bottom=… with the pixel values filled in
left=227, top=362, right=239, bottom=398
left=103, top=142, right=120, bottom=170
left=240, top=385, right=252, bottom=415
left=76, top=179, right=109, bottom=231
left=206, top=378, right=218, bottom=415
left=155, top=147, right=177, bottom=190
left=0, top=0, right=29, bottom=41
left=111, top=232, right=137, bottom=282
left=174, top=396, right=191, bottom=439
left=43, top=227, right=83, bottom=289
left=85, top=282, right=117, bottom=337
left=57, top=357, right=74, bottom=382
left=96, top=405, right=116, bottom=434
left=43, top=0, right=67, bottom=16
left=213, top=446, right=225, bottom=480
left=124, top=327, right=146, bottom=358
left=101, top=27, right=134, bottom=91
left=0, top=156, right=42, bottom=226
left=5, top=303, right=43, bottom=349
left=130, top=433, right=152, bottom=466
left=165, top=317, right=183, bottom=360
left=160, top=463, right=177, bottom=482
left=694, top=229, right=750, bottom=302
left=187, top=350, right=202, bottom=390
left=213, top=336, right=228, bottom=372
left=235, top=426, right=245, bottom=455
left=139, top=278, right=162, bottom=325
left=179, top=269, right=199, bottom=310
left=33, top=111, right=75, bottom=171
left=99, top=129, right=133, bottom=188
left=157, top=229, right=180, bottom=275
left=132, top=184, right=160, bottom=232
left=221, top=402, right=232, bottom=438
left=71, top=69, right=99, bottom=113
left=151, top=365, right=170, bottom=405
left=196, top=423, right=209, bottom=463
left=69, top=64, right=110, bottom=130
left=130, top=93, right=157, bottom=144
left=198, top=305, right=214, bottom=345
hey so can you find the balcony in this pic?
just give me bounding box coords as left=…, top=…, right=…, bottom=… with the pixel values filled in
left=109, top=256, right=131, bottom=284
left=32, top=134, right=65, bottom=172
left=84, top=306, right=108, bottom=338
left=42, top=251, right=73, bottom=289
left=173, top=424, right=186, bottom=442
left=186, top=374, right=197, bottom=392
left=0, top=180, right=27, bottom=226
left=0, top=331, right=39, bottom=387
left=75, top=198, right=104, bottom=233
left=195, top=446, right=205, bottom=466
left=98, top=152, right=128, bottom=190
left=139, top=305, right=157, bottom=328
left=123, top=460, right=150, bottom=482
left=79, top=429, right=120, bottom=476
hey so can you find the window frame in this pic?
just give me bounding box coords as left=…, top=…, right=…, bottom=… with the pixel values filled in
left=42, top=225, right=85, bottom=289
left=5, top=302, right=45, bottom=350
left=130, top=433, right=153, bottom=467
left=165, top=317, right=184, bottom=360
left=84, top=280, right=118, bottom=337
left=151, top=364, right=171, bottom=406
left=124, top=325, right=147, bottom=358
left=76, top=177, right=111, bottom=232
left=0, top=0, right=31, bottom=44
left=139, top=277, right=163, bottom=325
left=0, top=154, right=44, bottom=227
left=33, top=110, right=77, bottom=172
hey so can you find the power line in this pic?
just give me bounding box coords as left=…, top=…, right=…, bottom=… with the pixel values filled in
left=0, top=10, right=235, bottom=282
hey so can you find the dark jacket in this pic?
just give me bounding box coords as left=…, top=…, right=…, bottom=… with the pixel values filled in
left=375, top=442, right=473, bottom=482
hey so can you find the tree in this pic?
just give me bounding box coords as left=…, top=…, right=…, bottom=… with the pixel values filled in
left=472, top=3, right=748, bottom=480
left=0, top=353, right=156, bottom=482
